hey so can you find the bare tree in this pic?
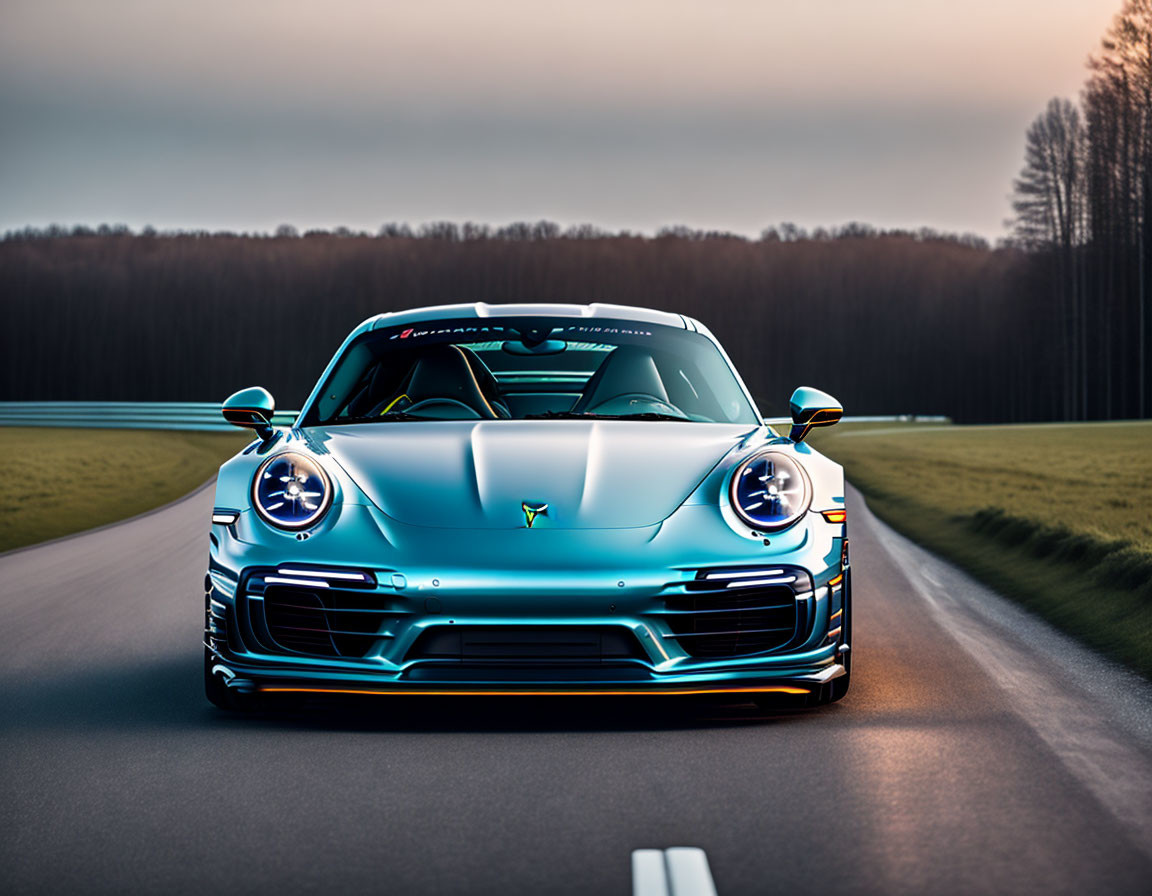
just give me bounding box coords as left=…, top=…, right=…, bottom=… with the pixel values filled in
left=1085, top=0, right=1152, bottom=418
left=1012, top=99, right=1086, bottom=251
left=1012, top=98, right=1087, bottom=417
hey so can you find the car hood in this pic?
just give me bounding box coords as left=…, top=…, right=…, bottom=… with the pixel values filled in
left=314, top=421, right=754, bottom=529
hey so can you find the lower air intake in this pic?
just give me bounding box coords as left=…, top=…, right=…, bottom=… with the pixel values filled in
left=406, top=626, right=646, bottom=664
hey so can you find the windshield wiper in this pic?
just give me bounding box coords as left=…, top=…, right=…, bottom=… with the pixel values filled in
left=332, top=411, right=426, bottom=423
left=612, top=412, right=691, bottom=421
left=524, top=410, right=689, bottom=421
left=523, top=411, right=609, bottom=419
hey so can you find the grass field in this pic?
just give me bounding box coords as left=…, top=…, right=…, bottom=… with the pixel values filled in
left=810, top=420, right=1152, bottom=677
left=2, top=428, right=250, bottom=554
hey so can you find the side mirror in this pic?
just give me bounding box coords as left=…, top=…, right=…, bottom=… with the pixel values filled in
left=788, top=386, right=842, bottom=443
left=222, top=386, right=276, bottom=441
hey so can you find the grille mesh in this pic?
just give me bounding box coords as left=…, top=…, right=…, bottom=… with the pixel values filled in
left=259, top=584, right=396, bottom=658
left=663, top=568, right=807, bottom=658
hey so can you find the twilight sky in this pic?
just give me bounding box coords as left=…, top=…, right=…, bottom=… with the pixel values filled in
left=0, top=0, right=1122, bottom=239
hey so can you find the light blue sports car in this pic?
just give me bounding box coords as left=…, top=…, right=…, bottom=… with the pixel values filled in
left=205, top=303, right=850, bottom=710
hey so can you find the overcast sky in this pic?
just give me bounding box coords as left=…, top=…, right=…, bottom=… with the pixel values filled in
left=0, top=0, right=1123, bottom=239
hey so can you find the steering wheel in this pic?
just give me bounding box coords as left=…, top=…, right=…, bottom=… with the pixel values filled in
left=586, top=393, right=689, bottom=418
left=404, top=398, right=484, bottom=419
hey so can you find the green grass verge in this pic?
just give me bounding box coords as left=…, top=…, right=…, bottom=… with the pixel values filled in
left=3, top=428, right=250, bottom=553
left=809, top=420, right=1152, bottom=677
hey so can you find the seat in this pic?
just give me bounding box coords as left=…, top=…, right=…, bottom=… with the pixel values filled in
left=347, top=356, right=406, bottom=417
left=572, top=346, right=670, bottom=413
left=456, top=345, right=511, bottom=418
left=392, top=345, right=499, bottom=419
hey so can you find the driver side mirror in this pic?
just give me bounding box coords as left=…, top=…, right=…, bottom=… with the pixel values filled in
left=788, top=386, right=842, bottom=443
left=222, top=386, right=276, bottom=441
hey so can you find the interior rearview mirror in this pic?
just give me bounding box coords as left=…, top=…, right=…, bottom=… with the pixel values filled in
left=501, top=339, right=567, bottom=356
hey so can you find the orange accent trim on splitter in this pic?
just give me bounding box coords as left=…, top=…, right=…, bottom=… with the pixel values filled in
left=828, top=574, right=844, bottom=587
left=258, top=685, right=811, bottom=697
left=821, top=509, right=847, bottom=524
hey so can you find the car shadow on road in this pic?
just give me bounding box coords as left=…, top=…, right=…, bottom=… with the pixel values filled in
left=0, top=653, right=839, bottom=737
left=237, top=692, right=827, bottom=735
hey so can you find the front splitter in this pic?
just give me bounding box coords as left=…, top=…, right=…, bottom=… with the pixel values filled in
left=257, top=683, right=814, bottom=697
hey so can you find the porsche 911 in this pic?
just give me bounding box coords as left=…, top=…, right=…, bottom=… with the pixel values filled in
left=204, top=303, right=850, bottom=710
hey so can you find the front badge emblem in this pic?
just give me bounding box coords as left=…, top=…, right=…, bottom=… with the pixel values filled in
left=522, top=502, right=548, bottom=528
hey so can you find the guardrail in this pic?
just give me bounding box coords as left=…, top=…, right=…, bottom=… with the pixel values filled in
left=0, top=402, right=300, bottom=432
left=762, top=414, right=949, bottom=426
left=0, top=402, right=948, bottom=431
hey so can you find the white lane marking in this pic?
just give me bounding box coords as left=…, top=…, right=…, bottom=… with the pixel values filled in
left=632, top=848, right=718, bottom=896
left=664, top=848, right=718, bottom=896
left=857, top=489, right=1152, bottom=861
left=632, top=850, right=670, bottom=896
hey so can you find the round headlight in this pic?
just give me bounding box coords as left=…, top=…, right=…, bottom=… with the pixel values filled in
left=729, top=450, right=812, bottom=531
left=252, top=452, right=332, bottom=530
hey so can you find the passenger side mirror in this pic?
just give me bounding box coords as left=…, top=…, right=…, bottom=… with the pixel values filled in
left=788, top=386, right=842, bottom=443
left=222, top=386, right=276, bottom=441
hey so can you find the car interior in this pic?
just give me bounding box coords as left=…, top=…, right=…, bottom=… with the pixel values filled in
left=314, top=322, right=754, bottom=425
left=338, top=343, right=722, bottom=421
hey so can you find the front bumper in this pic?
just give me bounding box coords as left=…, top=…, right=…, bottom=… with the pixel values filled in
left=205, top=560, right=849, bottom=698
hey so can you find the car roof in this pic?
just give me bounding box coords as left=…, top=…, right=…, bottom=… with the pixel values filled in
left=363, top=302, right=692, bottom=332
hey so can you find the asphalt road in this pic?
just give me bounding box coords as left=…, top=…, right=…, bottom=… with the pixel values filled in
left=3, top=484, right=1152, bottom=895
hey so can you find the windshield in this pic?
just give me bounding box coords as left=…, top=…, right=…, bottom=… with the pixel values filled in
left=304, top=316, right=759, bottom=425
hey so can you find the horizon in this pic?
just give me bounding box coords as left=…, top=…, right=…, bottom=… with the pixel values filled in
left=0, top=218, right=999, bottom=245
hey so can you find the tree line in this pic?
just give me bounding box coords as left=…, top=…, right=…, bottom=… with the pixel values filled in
left=1011, top=0, right=1152, bottom=420
left=1, top=225, right=1032, bottom=422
